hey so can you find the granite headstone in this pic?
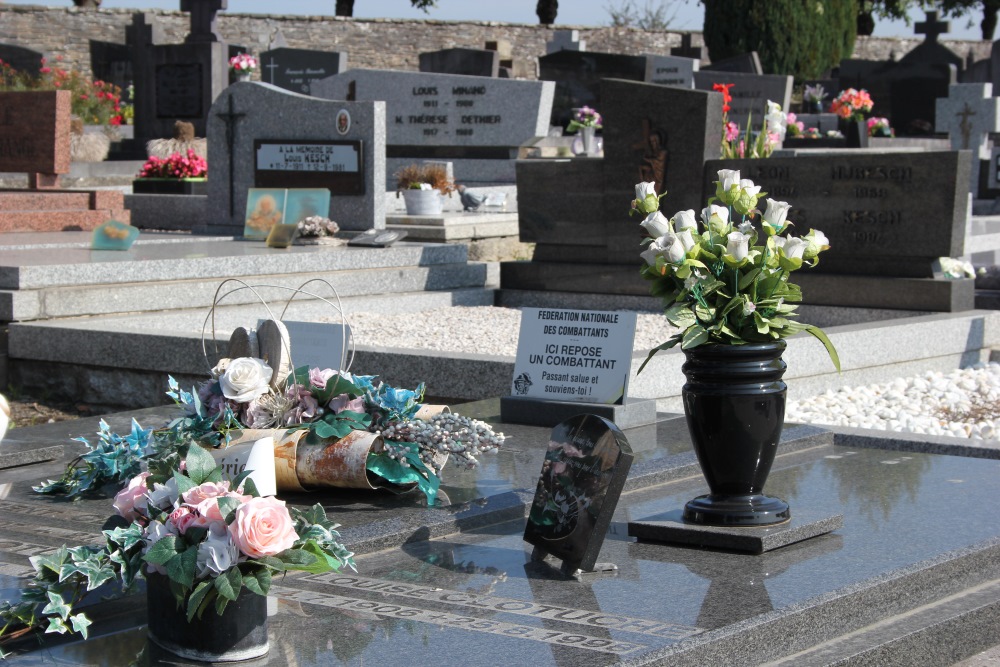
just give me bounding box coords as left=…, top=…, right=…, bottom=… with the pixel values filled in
left=419, top=48, right=499, bottom=78
left=693, top=70, right=793, bottom=128
left=313, top=69, right=553, bottom=185
left=935, top=83, right=1000, bottom=192
left=538, top=50, right=647, bottom=128
left=260, top=48, right=348, bottom=95
left=644, top=54, right=698, bottom=88
left=701, top=151, right=970, bottom=277
left=545, top=29, right=585, bottom=54
left=702, top=51, right=763, bottom=74
left=0, top=44, right=43, bottom=74
left=523, top=413, right=634, bottom=575
left=670, top=33, right=703, bottom=60
left=206, top=83, right=385, bottom=233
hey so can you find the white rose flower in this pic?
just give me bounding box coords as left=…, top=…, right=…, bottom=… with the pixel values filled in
left=781, top=237, right=807, bottom=260
left=701, top=204, right=729, bottom=226
left=640, top=211, right=672, bottom=238
left=718, top=169, right=740, bottom=192
left=762, top=199, right=791, bottom=234
left=738, top=221, right=755, bottom=235
left=672, top=209, right=698, bottom=233
left=659, top=233, right=687, bottom=263
left=196, top=523, right=240, bottom=578
left=640, top=240, right=666, bottom=267
left=739, top=179, right=761, bottom=198
left=726, top=232, right=750, bottom=262
left=635, top=182, right=656, bottom=200
left=803, top=228, right=830, bottom=259
left=219, top=357, right=273, bottom=403
left=676, top=228, right=697, bottom=253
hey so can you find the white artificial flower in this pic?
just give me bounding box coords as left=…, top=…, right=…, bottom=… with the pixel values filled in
left=762, top=199, right=792, bottom=233
left=676, top=228, right=697, bottom=253
left=640, top=240, right=666, bottom=267
left=672, top=209, right=698, bottom=233
left=196, top=523, right=240, bottom=578
left=782, top=237, right=807, bottom=260
left=718, top=169, right=740, bottom=192
left=701, top=204, right=729, bottom=225
left=726, top=232, right=750, bottom=262
left=146, top=477, right=180, bottom=511
left=635, top=182, right=656, bottom=200
left=738, top=221, right=755, bottom=235
left=739, top=178, right=761, bottom=198
left=640, top=211, right=672, bottom=238
left=658, top=233, right=687, bottom=263
left=219, top=357, right=273, bottom=403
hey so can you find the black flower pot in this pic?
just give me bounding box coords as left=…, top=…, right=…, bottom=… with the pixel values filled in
left=840, top=119, right=869, bottom=148
left=146, top=573, right=269, bottom=662
left=132, top=178, right=207, bottom=195
left=681, top=341, right=790, bottom=526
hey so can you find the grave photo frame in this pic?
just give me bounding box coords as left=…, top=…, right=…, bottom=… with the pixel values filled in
left=243, top=188, right=286, bottom=240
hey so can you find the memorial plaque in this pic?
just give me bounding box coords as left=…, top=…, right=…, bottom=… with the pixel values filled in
left=155, top=63, right=203, bottom=118
left=524, top=414, right=634, bottom=574
left=510, top=307, right=637, bottom=405
left=644, top=54, right=698, bottom=88
left=260, top=47, right=347, bottom=95
left=254, top=139, right=364, bottom=193
left=702, top=151, right=969, bottom=276
left=0, top=90, right=70, bottom=175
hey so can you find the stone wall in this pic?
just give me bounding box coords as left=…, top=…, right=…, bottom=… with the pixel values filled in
left=0, top=5, right=991, bottom=81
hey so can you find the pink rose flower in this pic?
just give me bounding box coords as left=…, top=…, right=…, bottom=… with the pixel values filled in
left=229, top=496, right=298, bottom=558
left=195, top=491, right=251, bottom=524
left=182, top=480, right=232, bottom=506
left=113, top=471, right=150, bottom=521
left=167, top=505, right=198, bottom=534
left=308, top=367, right=337, bottom=388
left=328, top=393, right=365, bottom=415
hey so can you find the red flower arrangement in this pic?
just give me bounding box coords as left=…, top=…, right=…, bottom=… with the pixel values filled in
left=138, top=149, right=208, bottom=180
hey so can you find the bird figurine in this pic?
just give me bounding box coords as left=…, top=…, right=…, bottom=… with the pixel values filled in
left=458, top=185, right=486, bottom=212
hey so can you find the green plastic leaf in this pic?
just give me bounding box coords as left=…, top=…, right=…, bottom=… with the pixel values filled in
left=42, top=591, right=71, bottom=621
left=143, top=536, right=181, bottom=566
left=186, top=581, right=214, bottom=623
left=184, top=445, right=217, bottom=486
left=44, top=616, right=68, bottom=635
left=216, top=496, right=240, bottom=524
left=637, top=336, right=682, bottom=374
left=241, top=567, right=272, bottom=596
left=214, top=567, right=242, bottom=602
left=166, top=545, right=198, bottom=589
left=680, top=324, right=709, bottom=349
left=806, top=325, right=841, bottom=372
left=275, top=549, right=320, bottom=569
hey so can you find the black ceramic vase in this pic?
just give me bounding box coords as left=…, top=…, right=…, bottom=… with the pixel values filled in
left=841, top=118, right=869, bottom=148
left=681, top=341, right=790, bottom=526
left=146, top=573, right=269, bottom=662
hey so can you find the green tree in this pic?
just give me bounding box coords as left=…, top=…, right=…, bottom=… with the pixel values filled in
left=537, top=0, right=559, bottom=24
left=937, top=0, right=1000, bottom=40
left=702, top=0, right=857, bottom=80
left=335, top=0, right=437, bottom=17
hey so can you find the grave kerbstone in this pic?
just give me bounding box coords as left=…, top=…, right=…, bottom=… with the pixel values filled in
left=693, top=70, right=793, bottom=128
left=205, top=83, right=385, bottom=233
left=538, top=50, right=647, bottom=128
left=419, top=48, right=499, bottom=78
left=313, top=69, right=553, bottom=185
left=935, top=83, right=1000, bottom=192
left=523, top=413, right=634, bottom=575
left=643, top=54, right=698, bottom=88
left=260, top=48, right=348, bottom=96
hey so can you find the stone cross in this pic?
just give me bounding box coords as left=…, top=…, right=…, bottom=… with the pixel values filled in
left=264, top=58, right=279, bottom=85
left=671, top=33, right=703, bottom=61
left=546, top=30, right=585, bottom=54
left=935, top=82, right=1000, bottom=192
left=214, top=94, right=245, bottom=215
left=181, top=0, right=226, bottom=43
left=915, top=10, right=949, bottom=43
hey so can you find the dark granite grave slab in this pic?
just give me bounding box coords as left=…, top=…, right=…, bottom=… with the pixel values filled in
left=259, top=47, right=347, bottom=96
left=1, top=405, right=999, bottom=665
left=703, top=152, right=970, bottom=277
left=499, top=396, right=657, bottom=429
left=419, top=47, right=499, bottom=78
left=693, top=70, right=792, bottom=128
left=538, top=51, right=647, bottom=128
left=702, top=51, right=763, bottom=74
left=628, top=507, right=844, bottom=553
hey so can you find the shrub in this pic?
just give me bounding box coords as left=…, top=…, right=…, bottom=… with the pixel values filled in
left=702, top=0, right=857, bottom=80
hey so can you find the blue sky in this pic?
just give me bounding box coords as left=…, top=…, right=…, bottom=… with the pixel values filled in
left=2, top=0, right=985, bottom=40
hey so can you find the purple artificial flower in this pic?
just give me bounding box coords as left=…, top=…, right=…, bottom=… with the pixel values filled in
left=283, top=384, right=320, bottom=425
left=328, top=393, right=365, bottom=415
left=309, top=367, right=337, bottom=389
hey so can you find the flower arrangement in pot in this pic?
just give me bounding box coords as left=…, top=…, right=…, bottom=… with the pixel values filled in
left=0, top=443, right=354, bottom=662
left=831, top=87, right=874, bottom=147
left=566, top=105, right=602, bottom=156
left=229, top=53, right=257, bottom=82
left=395, top=163, right=457, bottom=215
left=133, top=148, right=208, bottom=195
left=630, top=173, right=840, bottom=526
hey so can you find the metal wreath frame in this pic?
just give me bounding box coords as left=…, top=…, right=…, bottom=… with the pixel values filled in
left=200, top=278, right=355, bottom=376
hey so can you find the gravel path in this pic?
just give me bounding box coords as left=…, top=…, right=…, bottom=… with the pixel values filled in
left=343, top=307, right=1000, bottom=444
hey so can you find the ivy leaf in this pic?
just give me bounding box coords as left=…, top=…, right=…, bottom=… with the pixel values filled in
left=44, top=616, right=68, bottom=635
left=42, top=591, right=71, bottom=621
left=69, top=613, right=92, bottom=639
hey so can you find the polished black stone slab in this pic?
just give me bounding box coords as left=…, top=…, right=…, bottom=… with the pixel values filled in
left=499, top=395, right=657, bottom=429
left=627, top=508, right=844, bottom=554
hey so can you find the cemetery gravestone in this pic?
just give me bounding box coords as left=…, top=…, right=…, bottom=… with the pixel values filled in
left=260, top=48, right=348, bottom=96
left=538, top=50, right=647, bottom=128
left=313, top=69, right=553, bottom=185
left=935, top=83, right=1000, bottom=193
left=546, top=29, right=585, bottom=54
left=507, top=79, right=721, bottom=295
left=644, top=54, right=698, bottom=88
left=89, top=41, right=133, bottom=99
left=670, top=33, right=702, bottom=60
left=523, top=413, right=634, bottom=576
left=0, top=44, right=43, bottom=74
left=702, top=51, right=763, bottom=74
left=693, top=70, right=793, bottom=129
left=903, top=10, right=963, bottom=72
left=419, top=48, right=499, bottom=78
left=206, top=83, right=385, bottom=234
left=701, top=152, right=973, bottom=310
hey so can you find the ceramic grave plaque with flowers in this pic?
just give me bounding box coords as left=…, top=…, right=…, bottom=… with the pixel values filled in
left=630, top=173, right=839, bottom=525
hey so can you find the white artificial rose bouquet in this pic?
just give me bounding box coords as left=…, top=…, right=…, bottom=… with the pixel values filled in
left=218, top=357, right=273, bottom=403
